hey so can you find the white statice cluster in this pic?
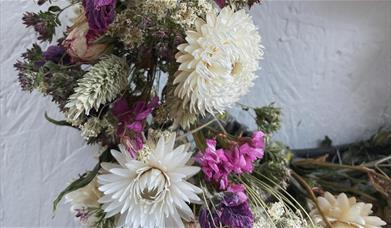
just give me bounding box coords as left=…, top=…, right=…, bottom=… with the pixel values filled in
left=143, top=0, right=177, bottom=20
left=171, top=0, right=213, bottom=29
left=97, top=133, right=202, bottom=227
left=80, top=116, right=114, bottom=140
left=65, top=55, right=128, bottom=122
left=253, top=202, right=312, bottom=228
left=172, top=7, right=263, bottom=128
left=65, top=178, right=102, bottom=227
left=311, top=192, right=386, bottom=228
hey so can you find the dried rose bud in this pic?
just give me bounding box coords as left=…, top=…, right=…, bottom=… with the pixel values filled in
left=63, top=14, right=108, bottom=62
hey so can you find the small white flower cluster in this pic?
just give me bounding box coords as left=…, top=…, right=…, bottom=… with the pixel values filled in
left=80, top=116, right=114, bottom=140
left=253, top=202, right=311, bottom=228
left=171, top=0, right=213, bottom=29
left=143, top=0, right=178, bottom=20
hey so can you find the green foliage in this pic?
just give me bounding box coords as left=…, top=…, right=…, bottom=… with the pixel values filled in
left=255, top=140, right=291, bottom=188
left=92, top=208, right=116, bottom=228
left=53, top=148, right=113, bottom=212
left=291, top=130, right=391, bottom=223
left=254, top=104, right=282, bottom=134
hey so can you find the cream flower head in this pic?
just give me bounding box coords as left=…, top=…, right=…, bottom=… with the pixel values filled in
left=98, top=133, right=202, bottom=228
left=311, top=192, right=386, bottom=228
left=173, top=7, right=263, bottom=122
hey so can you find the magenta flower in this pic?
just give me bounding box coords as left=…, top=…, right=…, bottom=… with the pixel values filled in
left=214, top=0, right=225, bottom=8
left=82, top=0, right=116, bottom=41
left=199, top=191, right=253, bottom=228
left=227, top=131, right=265, bottom=174
left=227, top=184, right=248, bottom=202
left=112, top=96, right=159, bottom=158
left=196, top=139, right=233, bottom=190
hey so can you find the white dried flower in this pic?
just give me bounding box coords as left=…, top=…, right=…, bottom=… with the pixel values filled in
left=253, top=202, right=311, bottom=228
left=311, top=192, right=387, bottom=228
left=172, top=7, right=263, bottom=126
left=80, top=117, right=103, bottom=140
left=65, top=178, right=102, bottom=226
left=65, top=55, right=128, bottom=121
left=98, top=133, right=202, bottom=227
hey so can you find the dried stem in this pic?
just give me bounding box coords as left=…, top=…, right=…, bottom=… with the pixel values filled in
left=291, top=171, right=333, bottom=228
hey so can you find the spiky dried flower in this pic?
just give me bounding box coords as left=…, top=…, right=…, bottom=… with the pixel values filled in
left=65, top=55, right=129, bottom=121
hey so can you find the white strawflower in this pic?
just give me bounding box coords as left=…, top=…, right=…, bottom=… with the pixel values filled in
left=173, top=7, right=263, bottom=121
left=65, top=178, right=102, bottom=226
left=98, top=133, right=202, bottom=228
left=311, top=192, right=386, bottom=228
left=65, top=55, right=128, bottom=121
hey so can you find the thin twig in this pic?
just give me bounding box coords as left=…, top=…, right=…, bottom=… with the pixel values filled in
left=291, top=171, right=333, bottom=228
left=176, top=119, right=217, bottom=141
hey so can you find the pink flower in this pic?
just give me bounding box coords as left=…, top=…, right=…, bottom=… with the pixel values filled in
left=227, top=184, right=248, bottom=202
left=112, top=97, right=159, bottom=158
left=227, top=131, right=265, bottom=174
left=197, top=132, right=265, bottom=190
left=197, top=139, right=233, bottom=190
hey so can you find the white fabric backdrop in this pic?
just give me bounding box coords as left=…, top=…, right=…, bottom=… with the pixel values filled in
left=1, top=0, right=390, bottom=226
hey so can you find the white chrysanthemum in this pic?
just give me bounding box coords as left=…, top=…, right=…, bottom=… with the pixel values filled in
left=65, top=55, right=128, bottom=121
left=173, top=7, right=263, bottom=117
left=98, top=133, right=202, bottom=228
left=311, top=192, right=386, bottom=228
left=65, top=178, right=102, bottom=226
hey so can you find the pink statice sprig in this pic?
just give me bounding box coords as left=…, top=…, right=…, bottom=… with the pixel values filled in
left=196, top=131, right=265, bottom=190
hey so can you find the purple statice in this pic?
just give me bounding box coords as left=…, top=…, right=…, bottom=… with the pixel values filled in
left=43, top=45, right=70, bottom=64
left=199, top=207, right=220, bottom=228
left=227, top=183, right=248, bottom=202
left=112, top=96, right=159, bottom=158
left=214, top=0, right=225, bottom=8
left=226, top=131, right=265, bottom=174
left=219, top=192, right=254, bottom=228
left=196, top=139, right=233, bottom=190
left=199, top=191, right=254, bottom=228
left=82, top=0, right=116, bottom=41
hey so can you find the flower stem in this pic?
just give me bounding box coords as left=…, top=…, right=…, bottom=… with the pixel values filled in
left=291, top=171, right=333, bottom=228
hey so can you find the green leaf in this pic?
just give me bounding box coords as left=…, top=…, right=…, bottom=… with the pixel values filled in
left=48, top=5, right=61, bottom=12
left=44, top=112, right=76, bottom=128
left=52, top=149, right=112, bottom=212
left=52, top=162, right=99, bottom=212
